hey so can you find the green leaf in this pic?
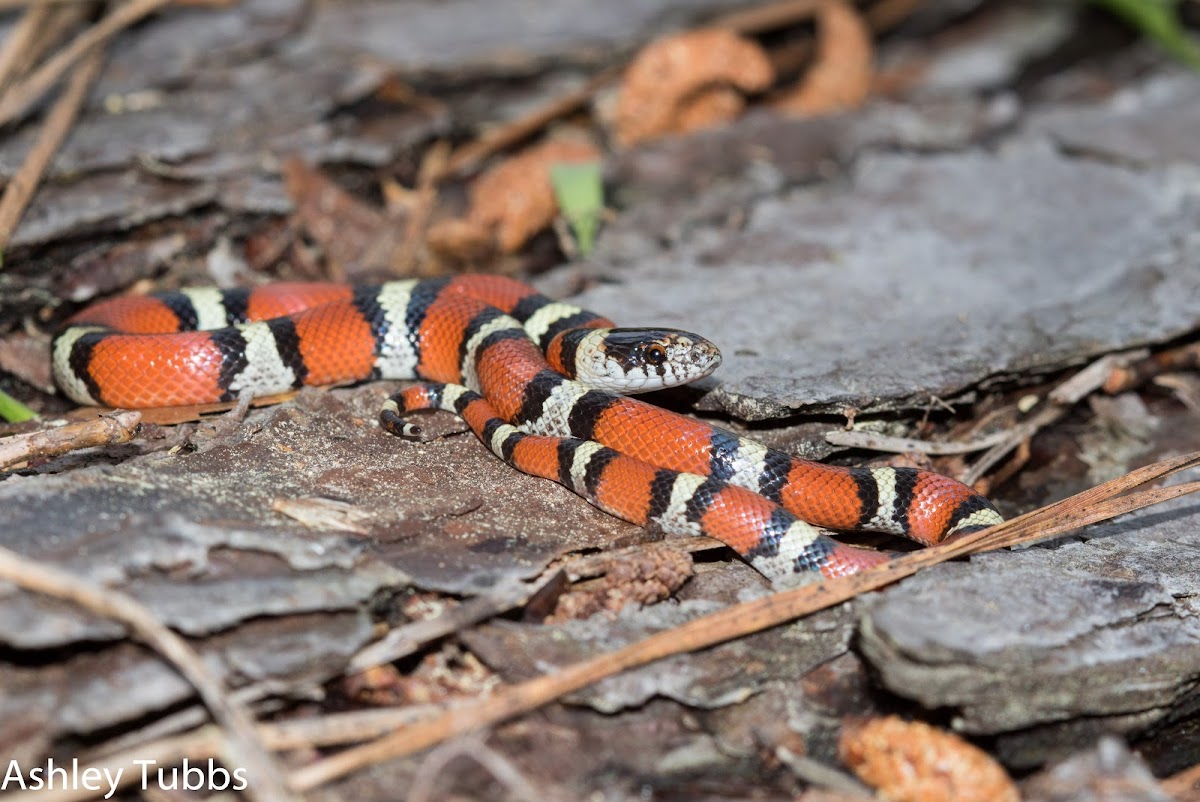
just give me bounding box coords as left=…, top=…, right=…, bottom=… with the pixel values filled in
left=550, top=161, right=604, bottom=258
left=1090, top=0, right=1200, bottom=69
left=0, top=389, right=38, bottom=423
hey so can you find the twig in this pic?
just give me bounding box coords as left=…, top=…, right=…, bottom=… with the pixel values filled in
left=349, top=573, right=557, bottom=672
left=0, top=46, right=104, bottom=250
left=443, top=67, right=619, bottom=178
left=961, top=403, right=1063, bottom=487
left=1050, top=350, right=1147, bottom=405
left=286, top=450, right=1200, bottom=791
left=0, top=0, right=106, bottom=7
left=973, top=457, right=1200, bottom=553
left=0, top=3, right=54, bottom=90
left=975, top=438, right=1030, bottom=495
left=824, top=427, right=1011, bottom=455
left=81, top=681, right=286, bottom=761
left=827, top=351, right=1148, bottom=480
left=263, top=706, right=449, bottom=750
left=1104, top=342, right=1200, bottom=394
left=0, top=0, right=173, bottom=128
left=407, top=733, right=554, bottom=802
left=961, top=351, right=1147, bottom=487
left=775, top=747, right=874, bottom=798
left=0, top=409, right=141, bottom=469
left=0, top=547, right=294, bottom=802
left=709, top=0, right=824, bottom=34
left=863, top=0, right=924, bottom=29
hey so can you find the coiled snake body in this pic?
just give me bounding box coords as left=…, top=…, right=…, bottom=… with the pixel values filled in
left=53, top=275, right=1002, bottom=583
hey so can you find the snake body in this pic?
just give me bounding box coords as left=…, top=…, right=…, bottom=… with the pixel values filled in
left=53, top=275, right=1002, bottom=582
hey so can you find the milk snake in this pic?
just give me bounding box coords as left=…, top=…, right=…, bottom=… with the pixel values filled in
left=53, top=275, right=1002, bottom=583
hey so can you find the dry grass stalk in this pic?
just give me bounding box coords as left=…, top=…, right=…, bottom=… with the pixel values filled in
left=0, top=546, right=294, bottom=802
left=0, top=47, right=104, bottom=250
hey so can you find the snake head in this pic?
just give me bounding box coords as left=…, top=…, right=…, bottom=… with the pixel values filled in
left=571, top=327, right=722, bottom=393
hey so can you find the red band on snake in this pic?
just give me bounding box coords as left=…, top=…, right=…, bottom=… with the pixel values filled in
left=53, top=275, right=1002, bottom=582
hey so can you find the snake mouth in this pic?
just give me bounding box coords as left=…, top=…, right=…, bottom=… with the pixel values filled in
left=661, top=347, right=722, bottom=387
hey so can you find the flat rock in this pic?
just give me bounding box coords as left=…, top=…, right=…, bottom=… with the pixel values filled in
left=856, top=490, right=1200, bottom=769
left=0, top=386, right=659, bottom=742
left=297, top=0, right=758, bottom=77
left=1028, top=71, right=1200, bottom=167
left=571, top=139, right=1200, bottom=420
left=0, top=611, right=369, bottom=743
left=462, top=600, right=856, bottom=713
left=0, top=387, right=647, bottom=648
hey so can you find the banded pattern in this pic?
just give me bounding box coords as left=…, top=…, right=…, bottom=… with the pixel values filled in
left=52, top=277, right=720, bottom=407
left=382, top=383, right=890, bottom=583
left=54, top=275, right=1003, bottom=583
left=484, top=365, right=1004, bottom=546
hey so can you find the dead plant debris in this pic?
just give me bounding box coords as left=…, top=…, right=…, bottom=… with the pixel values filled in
left=839, top=716, right=1019, bottom=802
left=773, top=0, right=874, bottom=115
left=465, top=136, right=602, bottom=254
left=0, top=409, right=141, bottom=470
left=613, top=28, right=775, bottom=147
left=547, top=545, right=694, bottom=622
left=280, top=156, right=404, bottom=281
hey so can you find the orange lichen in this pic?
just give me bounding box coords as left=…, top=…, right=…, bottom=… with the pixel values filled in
left=839, top=717, right=1019, bottom=802
left=466, top=137, right=601, bottom=253
left=613, top=28, right=774, bottom=147
left=774, top=0, right=874, bottom=115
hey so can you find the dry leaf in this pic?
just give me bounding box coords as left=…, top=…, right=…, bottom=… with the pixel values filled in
left=839, top=717, right=1019, bottom=802
left=775, top=0, right=874, bottom=115
left=281, top=156, right=402, bottom=278
left=467, top=137, right=601, bottom=254
left=0, top=333, right=54, bottom=393
left=614, top=28, right=774, bottom=147
left=672, top=85, right=748, bottom=136
left=426, top=218, right=497, bottom=266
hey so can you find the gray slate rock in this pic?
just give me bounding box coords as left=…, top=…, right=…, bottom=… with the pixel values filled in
left=857, top=492, right=1200, bottom=768
left=1028, top=71, right=1200, bottom=167
left=573, top=142, right=1200, bottom=420
left=296, top=0, right=759, bottom=77
left=0, top=611, right=369, bottom=741
left=463, top=600, right=857, bottom=713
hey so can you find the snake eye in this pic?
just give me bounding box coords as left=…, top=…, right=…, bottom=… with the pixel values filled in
left=643, top=344, right=667, bottom=366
